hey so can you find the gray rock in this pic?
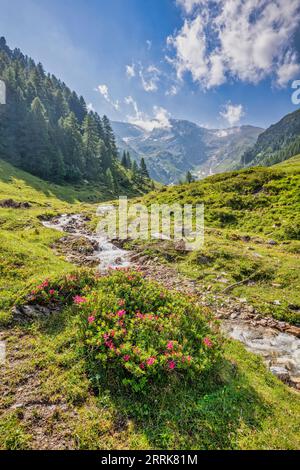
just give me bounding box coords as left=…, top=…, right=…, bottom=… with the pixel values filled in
left=270, top=366, right=290, bottom=381
left=12, top=304, right=59, bottom=323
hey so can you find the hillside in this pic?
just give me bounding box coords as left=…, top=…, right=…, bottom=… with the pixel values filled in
left=0, top=37, right=151, bottom=194
left=0, top=155, right=299, bottom=450
left=128, top=157, right=300, bottom=324
left=242, top=109, right=300, bottom=167
left=112, top=120, right=263, bottom=184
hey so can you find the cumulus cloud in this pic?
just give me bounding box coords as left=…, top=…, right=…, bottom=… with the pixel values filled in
left=276, top=52, right=300, bottom=88
left=125, top=96, right=171, bottom=132
left=96, top=84, right=120, bottom=111
left=220, top=103, right=245, bottom=126
left=146, top=40, right=152, bottom=50
left=176, top=0, right=204, bottom=14
left=126, top=64, right=136, bottom=78
left=169, top=0, right=300, bottom=89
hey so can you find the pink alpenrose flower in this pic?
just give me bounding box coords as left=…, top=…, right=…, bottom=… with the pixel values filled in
left=88, top=316, right=95, bottom=324
left=73, top=295, right=88, bottom=305
left=146, top=357, right=156, bottom=366
left=168, top=360, right=176, bottom=370
left=167, top=341, right=174, bottom=350
left=123, top=355, right=130, bottom=362
left=117, top=309, right=126, bottom=317
left=203, top=337, right=213, bottom=348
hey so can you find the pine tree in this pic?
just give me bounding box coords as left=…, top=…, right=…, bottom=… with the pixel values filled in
left=126, top=151, right=132, bottom=169
left=186, top=171, right=194, bottom=184
left=0, top=37, right=147, bottom=193
left=82, top=114, right=102, bottom=179
left=60, top=112, right=84, bottom=181
left=102, top=115, right=118, bottom=158
left=121, top=151, right=127, bottom=168
left=140, top=157, right=150, bottom=179
left=132, top=160, right=139, bottom=176
left=105, top=168, right=114, bottom=191
left=26, top=97, right=52, bottom=179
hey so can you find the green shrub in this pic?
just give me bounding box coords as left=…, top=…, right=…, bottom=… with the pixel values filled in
left=78, top=270, right=222, bottom=391
left=16, top=269, right=96, bottom=308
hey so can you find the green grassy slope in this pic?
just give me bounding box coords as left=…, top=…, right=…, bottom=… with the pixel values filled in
left=0, top=159, right=90, bottom=323
left=128, top=157, right=300, bottom=323
left=0, top=159, right=149, bottom=204
left=0, top=158, right=299, bottom=450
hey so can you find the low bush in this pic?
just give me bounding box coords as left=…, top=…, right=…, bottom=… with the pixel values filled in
left=78, top=270, right=222, bottom=391
left=16, top=269, right=96, bottom=308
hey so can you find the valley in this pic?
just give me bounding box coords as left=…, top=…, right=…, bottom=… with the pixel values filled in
left=112, top=120, right=263, bottom=184
left=0, top=29, right=299, bottom=453
left=0, top=156, right=299, bottom=450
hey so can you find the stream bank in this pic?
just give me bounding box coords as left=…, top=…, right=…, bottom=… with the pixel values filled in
left=42, top=212, right=300, bottom=389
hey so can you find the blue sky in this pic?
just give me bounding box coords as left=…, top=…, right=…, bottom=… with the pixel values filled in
left=0, top=0, right=300, bottom=129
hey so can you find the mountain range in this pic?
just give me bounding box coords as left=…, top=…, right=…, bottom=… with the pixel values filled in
left=112, top=120, right=264, bottom=184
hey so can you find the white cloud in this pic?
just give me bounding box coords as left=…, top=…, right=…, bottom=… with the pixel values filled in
left=96, top=84, right=120, bottom=111
left=126, top=64, right=136, bottom=78
left=170, top=0, right=300, bottom=88
left=276, top=52, right=300, bottom=88
left=125, top=96, right=140, bottom=117
left=139, top=65, right=161, bottom=92
left=166, top=84, right=179, bottom=96
left=125, top=97, right=171, bottom=132
left=87, top=103, right=95, bottom=112
left=176, top=0, right=203, bottom=14
left=97, top=84, right=109, bottom=100
left=146, top=40, right=152, bottom=50
left=219, top=103, right=245, bottom=126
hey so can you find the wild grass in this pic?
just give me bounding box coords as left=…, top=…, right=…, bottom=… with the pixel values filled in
left=0, top=157, right=299, bottom=450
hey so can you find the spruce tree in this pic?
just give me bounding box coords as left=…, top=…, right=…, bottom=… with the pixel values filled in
left=140, top=157, right=150, bottom=179
left=186, top=171, right=194, bottom=184
left=105, top=168, right=114, bottom=191
left=121, top=151, right=127, bottom=168
left=126, top=151, right=132, bottom=169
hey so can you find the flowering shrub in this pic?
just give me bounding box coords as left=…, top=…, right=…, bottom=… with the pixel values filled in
left=17, top=269, right=96, bottom=308
left=79, top=270, right=222, bottom=390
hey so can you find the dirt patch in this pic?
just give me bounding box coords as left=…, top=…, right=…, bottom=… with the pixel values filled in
left=0, top=330, right=76, bottom=450
left=0, top=199, right=31, bottom=209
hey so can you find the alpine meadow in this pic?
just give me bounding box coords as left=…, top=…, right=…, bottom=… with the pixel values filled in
left=0, top=0, right=299, bottom=456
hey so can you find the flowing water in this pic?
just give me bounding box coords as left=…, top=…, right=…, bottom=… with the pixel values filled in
left=43, top=211, right=300, bottom=386
left=43, top=209, right=131, bottom=272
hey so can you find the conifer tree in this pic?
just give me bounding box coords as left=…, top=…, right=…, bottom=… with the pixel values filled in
left=140, top=157, right=150, bottom=179
left=105, top=168, right=114, bottom=191
left=186, top=171, right=194, bottom=184
left=0, top=36, right=149, bottom=193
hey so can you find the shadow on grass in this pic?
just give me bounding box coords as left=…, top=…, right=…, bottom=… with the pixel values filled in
left=32, top=313, right=272, bottom=450
left=0, top=159, right=144, bottom=205
left=0, top=160, right=109, bottom=204
left=88, top=360, right=271, bottom=450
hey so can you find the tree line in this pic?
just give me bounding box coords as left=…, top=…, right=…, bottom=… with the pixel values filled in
left=0, top=37, right=150, bottom=191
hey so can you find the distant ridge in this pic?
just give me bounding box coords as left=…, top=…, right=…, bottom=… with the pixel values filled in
left=112, top=119, right=263, bottom=184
